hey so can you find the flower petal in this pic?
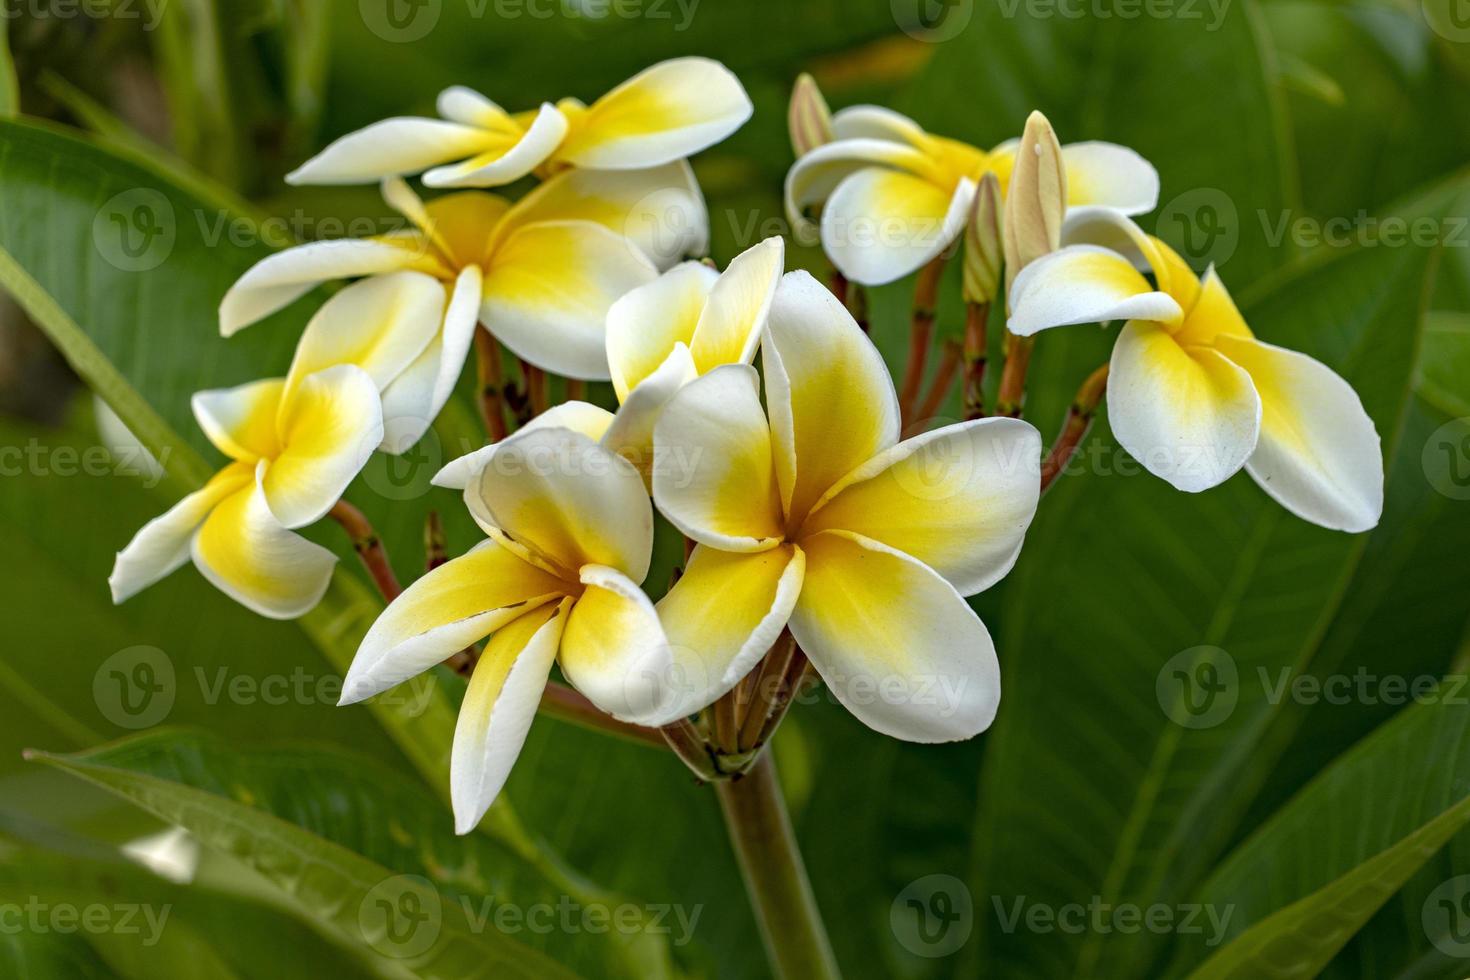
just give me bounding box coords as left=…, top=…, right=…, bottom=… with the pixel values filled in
left=109, top=463, right=253, bottom=604
left=1060, top=141, right=1160, bottom=215
left=191, top=466, right=338, bottom=620
left=651, top=544, right=805, bottom=723
left=790, top=530, right=1001, bottom=742
left=341, top=538, right=569, bottom=705
left=652, top=364, right=785, bottom=552
left=1108, top=320, right=1262, bottom=493
left=821, top=167, right=975, bottom=286
left=286, top=118, right=496, bottom=185
left=804, top=418, right=1042, bottom=595
left=830, top=105, right=928, bottom=145
left=218, top=237, right=433, bottom=337
left=601, top=342, right=698, bottom=479
left=471, top=426, right=654, bottom=582
left=191, top=378, right=285, bottom=463
left=553, top=57, right=752, bottom=169
left=501, top=162, right=708, bottom=271
left=281, top=270, right=445, bottom=409
left=262, top=365, right=384, bottom=529
left=763, top=270, right=901, bottom=526
left=1059, top=207, right=1201, bottom=311
left=431, top=401, right=615, bottom=491
left=1214, top=335, right=1383, bottom=532
left=480, top=220, right=657, bottom=380
left=378, top=266, right=484, bottom=453
left=605, top=261, right=716, bottom=401
left=784, top=138, right=935, bottom=242
left=451, top=599, right=569, bottom=834
left=1173, top=267, right=1254, bottom=348
left=688, top=236, right=784, bottom=374
left=424, top=103, right=568, bottom=188
left=559, top=565, right=672, bottom=724
left=1007, top=244, right=1182, bottom=336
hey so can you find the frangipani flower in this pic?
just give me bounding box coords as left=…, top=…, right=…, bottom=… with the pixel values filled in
left=785, top=104, right=1159, bottom=286
left=109, top=365, right=384, bottom=618
left=650, top=271, right=1043, bottom=738
left=339, top=426, right=673, bottom=833
left=219, top=166, right=706, bottom=445
left=287, top=57, right=752, bottom=189
left=1007, top=208, right=1384, bottom=532
left=430, top=236, right=785, bottom=487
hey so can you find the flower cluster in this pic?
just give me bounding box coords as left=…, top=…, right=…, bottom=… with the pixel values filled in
left=110, top=64, right=1384, bottom=834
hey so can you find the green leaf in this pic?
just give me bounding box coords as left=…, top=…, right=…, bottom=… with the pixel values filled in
left=0, top=16, right=18, bottom=118
left=966, top=199, right=1449, bottom=979
left=28, top=735, right=583, bottom=980
left=1169, top=694, right=1470, bottom=978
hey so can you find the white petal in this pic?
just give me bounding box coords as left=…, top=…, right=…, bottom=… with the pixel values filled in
left=436, top=86, right=503, bottom=126
left=784, top=138, right=934, bottom=242
left=286, top=118, right=494, bottom=185
left=605, top=261, right=716, bottom=401
left=1061, top=141, right=1160, bottom=215
left=378, top=266, right=483, bottom=453
left=601, top=343, right=698, bottom=477
left=191, top=379, right=285, bottom=463
left=451, top=600, right=569, bottom=834
left=219, top=238, right=426, bottom=337
left=263, top=365, right=384, bottom=529
left=109, top=464, right=253, bottom=604
left=191, top=465, right=338, bottom=620
left=688, top=236, right=784, bottom=374
left=1215, top=336, right=1384, bottom=532
left=424, top=104, right=568, bottom=188
left=558, top=565, right=673, bottom=724
left=431, top=401, right=615, bottom=490
left=1007, top=244, right=1183, bottom=336
left=830, top=105, right=929, bottom=145
left=1108, top=320, right=1262, bottom=493
left=790, top=530, right=1000, bottom=742
left=822, top=168, right=975, bottom=286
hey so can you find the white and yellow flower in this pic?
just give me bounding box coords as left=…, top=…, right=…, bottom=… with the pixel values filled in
left=109, top=365, right=384, bottom=618
left=650, top=271, right=1043, bottom=738
left=339, top=426, right=675, bottom=833
left=784, top=103, right=1159, bottom=286
left=431, top=236, right=785, bottom=488
left=1007, top=208, right=1383, bottom=531
left=218, top=167, right=706, bottom=448
left=287, top=57, right=752, bottom=189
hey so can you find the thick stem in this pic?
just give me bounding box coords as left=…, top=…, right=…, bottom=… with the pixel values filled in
left=662, top=717, right=718, bottom=781
left=898, top=256, right=946, bottom=419
left=1040, top=363, right=1110, bottom=493
left=911, top=340, right=963, bottom=428
left=962, top=301, right=990, bottom=420
left=473, top=327, right=508, bottom=441
left=715, top=753, right=841, bottom=980
left=329, top=501, right=401, bottom=602
left=829, top=268, right=849, bottom=308
left=737, top=631, right=798, bottom=749
left=525, top=364, right=549, bottom=417
left=565, top=378, right=586, bottom=402
left=994, top=331, right=1035, bottom=418
left=756, top=656, right=811, bottom=748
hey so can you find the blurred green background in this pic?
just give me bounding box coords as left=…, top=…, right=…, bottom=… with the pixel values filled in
left=1, top=0, right=1469, bottom=977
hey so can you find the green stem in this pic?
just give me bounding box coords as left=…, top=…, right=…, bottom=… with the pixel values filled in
left=714, top=752, right=841, bottom=980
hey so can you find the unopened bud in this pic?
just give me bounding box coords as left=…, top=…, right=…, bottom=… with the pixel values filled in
left=1003, top=110, right=1067, bottom=295
left=788, top=73, right=834, bottom=158
left=963, top=171, right=1003, bottom=304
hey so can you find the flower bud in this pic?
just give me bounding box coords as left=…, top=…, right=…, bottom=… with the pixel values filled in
left=963, top=171, right=1003, bottom=304
left=1003, top=110, right=1067, bottom=295
left=788, top=73, right=834, bottom=158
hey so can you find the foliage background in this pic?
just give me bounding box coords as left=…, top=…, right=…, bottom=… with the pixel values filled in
left=0, top=0, right=1469, bottom=977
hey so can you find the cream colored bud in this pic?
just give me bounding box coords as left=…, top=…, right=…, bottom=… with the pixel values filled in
left=788, top=73, right=834, bottom=158
left=1002, top=110, right=1067, bottom=295
left=963, top=171, right=1003, bottom=304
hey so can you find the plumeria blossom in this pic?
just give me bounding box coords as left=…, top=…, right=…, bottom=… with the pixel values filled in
left=287, top=57, right=752, bottom=189
left=1008, top=207, right=1383, bottom=532
left=431, top=236, right=785, bottom=488
left=650, top=271, right=1043, bottom=739
left=785, top=105, right=1159, bottom=286
left=218, top=166, right=706, bottom=448
left=109, top=366, right=383, bottom=618
left=339, top=425, right=676, bottom=833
